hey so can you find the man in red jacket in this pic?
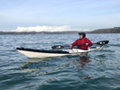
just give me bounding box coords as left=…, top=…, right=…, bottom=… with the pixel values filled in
left=70, top=32, right=92, bottom=50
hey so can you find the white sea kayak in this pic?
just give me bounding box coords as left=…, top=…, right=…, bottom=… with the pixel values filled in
left=16, top=46, right=103, bottom=58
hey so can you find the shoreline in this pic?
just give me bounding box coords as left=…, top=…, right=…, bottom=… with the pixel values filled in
left=0, top=27, right=120, bottom=35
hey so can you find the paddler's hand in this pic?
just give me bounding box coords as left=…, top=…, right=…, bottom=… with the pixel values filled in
left=85, top=43, right=89, bottom=46
left=70, top=45, right=73, bottom=49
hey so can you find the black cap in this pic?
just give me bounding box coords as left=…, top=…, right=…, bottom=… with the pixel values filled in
left=78, top=32, right=86, bottom=38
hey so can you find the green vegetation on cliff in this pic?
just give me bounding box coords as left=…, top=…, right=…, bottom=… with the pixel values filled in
left=90, top=27, right=120, bottom=33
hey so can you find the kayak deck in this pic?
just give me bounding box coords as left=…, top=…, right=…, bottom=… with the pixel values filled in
left=16, top=47, right=69, bottom=54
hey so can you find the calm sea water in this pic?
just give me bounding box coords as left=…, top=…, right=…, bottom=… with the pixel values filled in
left=0, top=34, right=120, bottom=90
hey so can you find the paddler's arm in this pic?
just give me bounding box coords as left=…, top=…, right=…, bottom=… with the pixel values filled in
left=85, top=38, right=92, bottom=47
left=70, top=39, right=78, bottom=49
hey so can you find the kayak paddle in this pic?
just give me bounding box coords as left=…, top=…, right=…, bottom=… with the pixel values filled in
left=52, top=40, right=109, bottom=49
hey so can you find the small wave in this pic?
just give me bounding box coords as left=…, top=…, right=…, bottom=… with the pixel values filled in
left=94, top=54, right=107, bottom=59
left=109, top=44, right=120, bottom=47
left=101, top=49, right=115, bottom=52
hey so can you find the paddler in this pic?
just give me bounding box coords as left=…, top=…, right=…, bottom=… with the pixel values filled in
left=70, top=32, right=92, bottom=50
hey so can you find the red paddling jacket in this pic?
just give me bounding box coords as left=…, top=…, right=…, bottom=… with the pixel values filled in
left=71, top=38, right=92, bottom=50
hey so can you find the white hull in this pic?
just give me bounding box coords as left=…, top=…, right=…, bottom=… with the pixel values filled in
left=17, top=46, right=103, bottom=58
left=17, top=50, right=70, bottom=58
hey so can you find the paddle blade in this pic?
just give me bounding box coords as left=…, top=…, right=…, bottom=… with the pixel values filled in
left=52, top=45, right=64, bottom=49
left=96, top=40, right=109, bottom=45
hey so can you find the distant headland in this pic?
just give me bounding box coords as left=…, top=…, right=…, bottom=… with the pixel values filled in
left=89, top=27, right=120, bottom=33
left=0, top=27, right=120, bottom=35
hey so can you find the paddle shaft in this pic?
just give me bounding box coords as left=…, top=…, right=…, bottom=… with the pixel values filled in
left=52, top=40, right=109, bottom=49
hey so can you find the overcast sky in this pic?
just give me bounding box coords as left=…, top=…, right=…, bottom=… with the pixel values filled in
left=0, top=0, right=120, bottom=32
